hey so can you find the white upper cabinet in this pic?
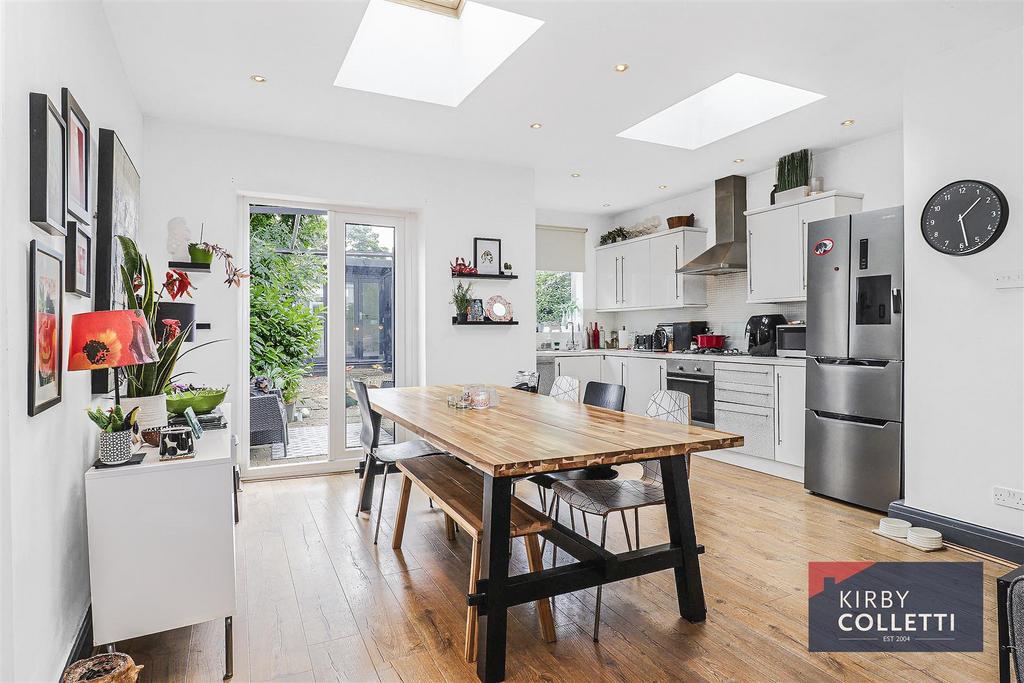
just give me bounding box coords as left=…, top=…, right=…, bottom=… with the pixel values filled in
left=595, top=228, right=708, bottom=311
left=745, top=192, right=863, bottom=303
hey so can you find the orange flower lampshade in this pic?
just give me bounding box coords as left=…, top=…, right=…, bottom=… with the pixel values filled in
left=68, top=310, right=158, bottom=371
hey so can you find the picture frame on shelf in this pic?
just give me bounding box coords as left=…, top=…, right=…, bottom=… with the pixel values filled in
left=473, top=237, right=501, bottom=276
left=66, top=220, right=92, bottom=297
left=61, top=88, right=91, bottom=225
left=93, top=128, right=140, bottom=394
left=29, top=93, right=67, bottom=236
left=29, top=240, right=64, bottom=416
left=467, top=298, right=484, bottom=322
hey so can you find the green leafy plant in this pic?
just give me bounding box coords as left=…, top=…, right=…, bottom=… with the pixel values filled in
left=87, top=405, right=139, bottom=433
left=776, top=148, right=812, bottom=192
left=536, top=271, right=578, bottom=326
left=599, top=226, right=631, bottom=245
left=450, top=281, right=473, bottom=316
left=117, top=236, right=221, bottom=398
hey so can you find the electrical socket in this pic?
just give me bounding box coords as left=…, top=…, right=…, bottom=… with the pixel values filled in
left=993, top=486, right=1024, bottom=511
left=994, top=270, right=1024, bottom=289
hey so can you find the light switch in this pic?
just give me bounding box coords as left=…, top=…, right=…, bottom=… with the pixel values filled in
left=994, top=270, right=1024, bottom=289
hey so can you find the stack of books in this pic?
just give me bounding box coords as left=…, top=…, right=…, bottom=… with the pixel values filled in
left=169, top=407, right=228, bottom=430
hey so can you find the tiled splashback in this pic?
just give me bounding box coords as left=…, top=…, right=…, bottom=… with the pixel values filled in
left=595, top=272, right=805, bottom=350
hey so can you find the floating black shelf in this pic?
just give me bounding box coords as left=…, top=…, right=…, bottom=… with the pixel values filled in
left=451, top=317, right=518, bottom=326
left=450, top=273, right=518, bottom=280
left=195, top=322, right=212, bottom=330
left=169, top=260, right=211, bottom=273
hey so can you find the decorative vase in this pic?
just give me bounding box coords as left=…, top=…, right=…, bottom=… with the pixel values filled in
left=120, top=394, right=169, bottom=433
left=187, top=243, right=214, bottom=264
left=155, top=301, right=197, bottom=342
left=775, top=185, right=809, bottom=203
left=98, top=430, right=134, bottom=465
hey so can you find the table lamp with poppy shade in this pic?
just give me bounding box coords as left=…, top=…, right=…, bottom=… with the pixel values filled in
left=68, top=309, right=158, bottom=407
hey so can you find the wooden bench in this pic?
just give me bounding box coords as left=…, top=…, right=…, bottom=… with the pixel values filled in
left=392, top=455, right=556, bottom=662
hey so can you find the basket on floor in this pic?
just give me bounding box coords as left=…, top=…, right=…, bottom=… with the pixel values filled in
left=61, top=653, right=143, bottom=683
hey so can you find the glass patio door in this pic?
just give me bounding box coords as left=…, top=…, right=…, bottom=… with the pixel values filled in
left=329, top=212, right=402, bottom=459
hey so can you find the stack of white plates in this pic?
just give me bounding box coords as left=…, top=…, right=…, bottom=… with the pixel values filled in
left=907, top=527, right=943, bottom=549
left=878, top=517, right=912, bottom=538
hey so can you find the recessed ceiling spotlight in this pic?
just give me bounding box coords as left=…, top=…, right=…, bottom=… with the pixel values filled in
left=658, top=184, right=668, bottom=190
left=570, top=172, right=582, bottom=178
left=530, top=122, right=542, bottom=129
left=614, top=63, right=629, bottom=73
left=841, top=119, right=856, bottom=127
left=250, top=74, right=267, bottom=83
left=733, top=158, right=744, bottom=164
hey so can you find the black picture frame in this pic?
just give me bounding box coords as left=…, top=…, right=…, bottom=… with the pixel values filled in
left=29, top=240, right=64, bottom=416
left=29, top=93, right=67, bottom=236
left=61, top=88, right=91, bottom=226
left=473, top=237, right=502, bottom=276
left=66, top=220, right=92, bottom=297
left=93, top=128, right=140, bottom=394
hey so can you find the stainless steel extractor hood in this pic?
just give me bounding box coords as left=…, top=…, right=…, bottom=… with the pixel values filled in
left=678, top=175, right=747, bottom=275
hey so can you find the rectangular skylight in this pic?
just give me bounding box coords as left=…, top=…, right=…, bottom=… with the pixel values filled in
left=334, top=0, right=543, bottom=107
left=617, top=73, right=826, bottom=150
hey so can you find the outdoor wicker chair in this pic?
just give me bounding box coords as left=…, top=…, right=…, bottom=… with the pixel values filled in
left=250, top=389, right=289, bottom=458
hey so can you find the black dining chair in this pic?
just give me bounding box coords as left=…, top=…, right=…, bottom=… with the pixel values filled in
left=530, top=381, right=626, bottom=539
left=352, top=380, right=445, bottom=544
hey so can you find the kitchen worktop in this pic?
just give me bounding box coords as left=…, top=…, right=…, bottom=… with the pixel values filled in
left=536, top=349, right=806, bottom=366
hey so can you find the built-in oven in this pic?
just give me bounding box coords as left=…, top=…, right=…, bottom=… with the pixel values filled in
left=665, top=358, right=715, bottom=428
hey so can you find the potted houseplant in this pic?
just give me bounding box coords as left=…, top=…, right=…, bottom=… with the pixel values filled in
left=188, top=225, right=249, bottom=286
left=87, top=405, right=140, bottom=465
left=775, top=148, right=812, bottom=203
left=451, top=281, right=473, bottom=323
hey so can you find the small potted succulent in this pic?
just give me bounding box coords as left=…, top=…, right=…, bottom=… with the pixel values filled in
left=87, top=405, right=140, bottom=465
left=450, top=281, right=473, bottom=323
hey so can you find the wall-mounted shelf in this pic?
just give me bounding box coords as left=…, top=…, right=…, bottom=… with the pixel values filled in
left=451, top=317, right=518, bottom=326
left=195, top=322, right=212, bottom=330
left=450, top=273, right=518, bottom=280
left=169, top=261, right=211, bottom=273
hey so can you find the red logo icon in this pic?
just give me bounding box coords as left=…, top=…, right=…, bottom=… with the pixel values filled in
left=813, top=238, right=835, bottom=256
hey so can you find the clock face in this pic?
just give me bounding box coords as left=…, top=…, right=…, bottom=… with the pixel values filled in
left=921, top=180, right=1008, bottom=256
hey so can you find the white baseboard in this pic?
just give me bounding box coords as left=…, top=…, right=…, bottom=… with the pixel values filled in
left=694, top=449, right=804, bottom=483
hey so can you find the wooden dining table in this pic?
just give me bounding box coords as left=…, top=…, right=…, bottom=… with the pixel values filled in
left=366, top=385, right=743, bottom=683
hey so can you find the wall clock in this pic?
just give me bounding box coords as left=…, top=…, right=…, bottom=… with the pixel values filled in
left=921, top=179, right=1008, bottom=256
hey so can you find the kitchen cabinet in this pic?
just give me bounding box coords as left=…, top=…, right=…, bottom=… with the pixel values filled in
left=649, top=230, right=708, bottom=308
left=595, top=228, right=708, bottom=312
left=595, top=248, right=618, bottom=310
left=745, top=191, right=864, bottom=303
left=601, top=355, right=625, bottom=387
left=623, top=357, right=665, bottom=415
left=773, top=364, right=806, bottom=467
left=714, top=362, right=775, bottom=459
left=555, top=355, right=602, bottom=396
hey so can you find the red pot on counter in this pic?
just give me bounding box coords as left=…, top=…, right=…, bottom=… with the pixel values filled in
left=695, top=334, right=727, bottom=349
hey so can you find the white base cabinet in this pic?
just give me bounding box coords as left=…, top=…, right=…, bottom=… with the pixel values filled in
left=745, top=191, right=863, bottom=303
left=623, top=357, right=666, bottom=415
left=773, top=364, right=806, bottom=466
left=554, top=355, right=602, bottom=398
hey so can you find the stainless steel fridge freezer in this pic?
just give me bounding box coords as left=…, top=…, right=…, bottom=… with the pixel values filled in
left=804, top=206, right=904, bottom=511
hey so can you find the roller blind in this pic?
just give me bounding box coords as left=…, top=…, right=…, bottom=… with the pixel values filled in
left=536, top=225, right=587, bottom=272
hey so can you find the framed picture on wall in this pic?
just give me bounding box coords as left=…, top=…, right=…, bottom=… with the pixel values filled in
left=66, top=220, right=92, bottom=297
left=473, top=237, right=501, bottom=276
left=28, top=93, right=67, bottom=236
left=29, top=240, right=64, bottom=416
left=467, top=298, right=484, bottom=322
left=61, top=88, right=91, bottom=225
left=93, top=128, right=140, bottom=394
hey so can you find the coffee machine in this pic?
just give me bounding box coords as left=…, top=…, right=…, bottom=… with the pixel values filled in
left=745, top=314, right=788, bottom=356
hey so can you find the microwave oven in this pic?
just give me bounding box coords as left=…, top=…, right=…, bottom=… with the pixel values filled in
left=775, top=324, right=806, bottom=358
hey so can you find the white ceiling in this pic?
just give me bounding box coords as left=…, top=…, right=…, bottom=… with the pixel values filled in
left=102, top=0, right=1022, bottom=215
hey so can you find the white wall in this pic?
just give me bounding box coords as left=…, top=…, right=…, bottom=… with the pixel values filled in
left=0, top=2, right=145, bottom=680
left=142, top=119, right=536, bottom=410
left=602, top=129, right=904, bottom=339
left=902, top=26, right=1024, bottom=535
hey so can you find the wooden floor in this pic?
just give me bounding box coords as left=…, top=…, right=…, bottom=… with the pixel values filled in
left=115, top=457, right=1007, bottom=682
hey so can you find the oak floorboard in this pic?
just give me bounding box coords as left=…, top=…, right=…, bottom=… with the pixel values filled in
left=113, top=457, right=1003, bottom=683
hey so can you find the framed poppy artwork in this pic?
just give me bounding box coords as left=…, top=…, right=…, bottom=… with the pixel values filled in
left=29, top=92, right=67, bottom=236
left=29, top=240, right=64, bottom=416
left=66, top=220, right=92, bottom=297
left=61, top=88, right=91, bottom=225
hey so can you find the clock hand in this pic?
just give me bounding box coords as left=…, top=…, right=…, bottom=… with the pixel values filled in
left=961, top=196, right=982, bottom=218
left=958, top=214, right=970, bottom=247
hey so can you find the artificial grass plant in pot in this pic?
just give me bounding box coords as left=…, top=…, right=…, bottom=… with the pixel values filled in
left=451, top=281, right=473, bottom=323
left=775, top=148, right=812, bottom=203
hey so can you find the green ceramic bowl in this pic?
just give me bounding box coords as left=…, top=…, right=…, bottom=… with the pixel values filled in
left=165, top=387, right=227, bottom=415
